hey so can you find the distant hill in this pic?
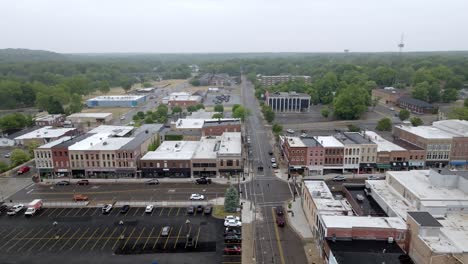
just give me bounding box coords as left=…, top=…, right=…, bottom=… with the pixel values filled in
left=0, top=48, right=67, bottom=62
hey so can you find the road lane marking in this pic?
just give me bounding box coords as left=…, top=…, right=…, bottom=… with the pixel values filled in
left=244, top=184, right=248, bottom=200
left=162, top=227, right=172, bottom=249
left=38, top=228, right=61, bottom=251
left=29, top=229, right=53, bottom=252
left=81, top=228, right=99, bottom=251
left=159, top=207, right=165, bottom=216
left=25, top=183, right=35, bottom=189
left=132, top=227, right=146, bottom=250
left=64, top=208, right=75, bottom=217
left=69, top=228, right=89, bottom=251
left=91, top=227, right=107, bottom=251
left=111, top=227, right=127, bottom=250
left=173, top=225, right=183, bottom=249
left=26, top=188, right=34, bottom=194
left=150, top=208, right=155, bottom=216
left=101, top=227, right=117, bottom=250
left=7, top=229, right=34, bottom=252
left=121, top=227, right=136, bottom=250
left=60, top=228, right=81, bottom=251
left=143, top=227, right=155, bottom=249
left=194, top=226, right=201, bottom=248
left=271, top=207, right=286, bottom=264
left=17, top=228, right=44, bottom=252
left=141, top=208, right=146, bottom=216
left=49, top=228, right=71, bottom=251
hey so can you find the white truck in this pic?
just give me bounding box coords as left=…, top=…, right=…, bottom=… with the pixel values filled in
left=24, top=199, right=43, bottom=216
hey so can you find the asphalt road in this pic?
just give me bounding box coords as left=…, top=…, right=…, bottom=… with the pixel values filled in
left=8, top=182, right=228, bottom=204
left=241, top=76, right=307, bottom=264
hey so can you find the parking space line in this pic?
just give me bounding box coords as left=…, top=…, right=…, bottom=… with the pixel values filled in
left=0, top=229, right=10, bottom=237
left=69, top=227, right=89, bottom=251
left=38, top=228, right=61, bottom=251
left=29, top=229, right=53, bottom=252
left=91, top=208, right=99, bottom=216
left=176, top=207, right=181, bottom=216
left=150, top=208, right=155, bottom=216
left=73, top=208, right=83, bottom=217
left=159, top=207, right=165, bottom=216
left=141, top=208, right=146, bottom=216
left=81, top=207, right=91, bottom=216
left=173, top=225, right=183, bottom=249
left=49, top=228, right=71, bottom=251
left=16, top=228, right=44, bottom=252
left=81, top=228, right=99, bottom=251
left=194, top=226, right=201, bottom=248
left=101, top=227, right=117, bottom=250
left=7, top=229, right=34, bottom=252
left=132, top=227, right=146, bottom=250
left=91, top=227, right=107, bottom=251
left=46, top=208, right=58, bottom=218
left=121, top=227, right=136, bottom=250
left=184, top=225, right=192, bottom=248
left=55, top=208, right=67, bottom=217
left=0, top=228, right=22, bottom=250
left=162, top=227, right=171, bottom=249
left=143, top=227, right=154, bottom=249
left=167, top=207, right=173, bottom=216
left=60, top=228, right=80, bottom=251
left=111, top=227, right=127, bottom=250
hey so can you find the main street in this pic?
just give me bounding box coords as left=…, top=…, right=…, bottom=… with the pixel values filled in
left=241, top=76, right=307, bottom=264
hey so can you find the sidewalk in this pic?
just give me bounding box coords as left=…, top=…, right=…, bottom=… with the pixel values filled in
left=241, top=199, right=254, bottom=264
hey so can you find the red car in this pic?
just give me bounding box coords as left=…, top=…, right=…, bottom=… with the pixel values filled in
left=275, top=206, right=285, bottom=227
left=17, top=166, right=30, bottom=175
left=224, top=245, right=241, bottom=255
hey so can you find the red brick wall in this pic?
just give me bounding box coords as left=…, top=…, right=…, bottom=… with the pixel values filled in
left=202, top=124, right=241, bottom=136
left=451, top=137, right=468, bottom=161
left=168, top=100, right=198, bottom=107
left=52, top=147, right=70, bottom=172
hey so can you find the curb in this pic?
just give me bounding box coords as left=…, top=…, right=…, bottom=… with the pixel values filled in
left=284, top=200, right=314, bottom=243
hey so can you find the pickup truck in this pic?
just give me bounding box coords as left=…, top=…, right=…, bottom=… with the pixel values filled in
left=24, top=199, right=43, bottom=216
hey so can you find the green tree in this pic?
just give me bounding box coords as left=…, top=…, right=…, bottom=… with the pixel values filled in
left=410, top=117, right=424, bottom=126
left=98, top=81, right=110, bottom=94
left=46, top=96, right=65, bottom=114
left=212, top=113, right=223, bottom=119
left=412, top=82, right=430, bottom=102
left=195, top=103, right=205, bottom=110
left=321, top=107, right=330, bottom=118
left=142, top=82, right=152, bottom=88
left=10, top=149, right=30, bottom=167
left=347, top=124, right=361, bottom=132
left=465, top=98, right=468, bottom=108
left=186, top=105, right=197, bottom=113
left=372, top=66, right=396, bottom=86
left=376, top=118, right=392, bottom=131
left=427, top=84, right=441, bottom=103
left=144, top=116, right=154, bottom=124
left=333, top=84, right=369, bottom=120
left=261, top=105, right=275, bottom=123
left=69, top=94, right=83, bottom=114
left=27, top=142, right=40, bottom=156
left=232, top=106, right=251, bottom=121
left=224, top=185, right=239, bottom=213
left=0, top=113, right=28, bottom=131
left=232, top=104, right=241, bottom=113
left=172, top=106, right=182, bottom=115
left=214, top=104, right=224, bottom=113
left=0, top=161, right=8, bottom=173
left=398, top=109, right=410, bottom=121
left=441, top=88, right=458, bottom=103
left=449, top=107, right=468, bottom=120
left=272, top=123, right=283, bottom=136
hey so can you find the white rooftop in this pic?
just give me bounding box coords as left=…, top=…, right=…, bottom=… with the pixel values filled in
left=88, top=125, right=134, bottom=137
left=315, top=136, right=344, bottom=148
left=87, top=95, right=145, bottom=101
left=364, top=131, right=406, bottom=152
left=285, top=136, right=306, bottom=147
left=15, top=126, right=76, bottom=140
left=168, top=92, right=201, bottom=102
left=432, top=119, right=468, bottom=137
left=396, top=125, right=454, bottom=139
left=67, top=112, right=112, bottom=119
left=304, top=180, right=353, bottom=215
left=141, top=141, right=199, bottom=160
left=189, top=110, right=219, bottom=119
left=366, top=180, right=415, bottom=219
left=89, top=137, right=134, bottom=151
left=35, top=114, right=63, bottom=121
left=218, top=132, right=242, bottom=156
left=174, top=119, right=204, bottom=129
left=38, top=136, right=72, bottom=149
left=68, top=133, right=112, bottom=151
left=193, top=136, right=219, bottom=159
left=321, top=215, right=407, bottom=231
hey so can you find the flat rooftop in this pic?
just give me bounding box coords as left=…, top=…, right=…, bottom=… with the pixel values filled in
left=304, top=180, right=353, bottom=215
left=218, top=132, right=242, bottom=156
left=322, top=215, right=406, bottom=231
left=68, top=133, right=112, bottom=151
left=432, top=119, right=468, bottom=137
left=35, top=114, right=63, bottom=121
left=141, top=141, right=199, bottom=160
left=203, top=119, right=241, bottom=127
left=88, top=125, right=134, bottom=137
left=395, top=125, right=454, bottom=139
left=268, top=91, right=310, bottom=98
left=174, top=119, right=205, bottom=129
left=343, top=132, right=374, bottom=144
left=87, top=95, right=145, bottom=101
left=344, top=185, right=387, bottom=216
left=192, top=136, right=219, bottom=159
left=284, top=136, right=306, bottom=147
left=37, top=136, right=73, bottom=149
left=365, top=131, right=406, bottom=152
left=88, top=137, right=134, bottom=151
left=301, top=137, right=322, bottom=147
left=67, top=112, right=112, bottom=119
left=15, top=126, right=76, bottom=140
left=316, top=136, right=344, bottom=148
left=168, top=92, right=201, bottom=101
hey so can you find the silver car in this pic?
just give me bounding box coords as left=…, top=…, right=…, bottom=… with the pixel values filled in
left=161, top=226, right=170, bottom=237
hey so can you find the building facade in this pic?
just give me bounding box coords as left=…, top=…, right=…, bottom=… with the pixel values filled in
left=397, top=97, right=435, bottom=114
left=35, top=114, right=65, bottom=127
left=258, top=75, right=311, bottom=87
left=265, top=91, right=311, bottom=112
left=86, top=95, right=146, bottom=108
left=371, top=87, right=408, bottom=106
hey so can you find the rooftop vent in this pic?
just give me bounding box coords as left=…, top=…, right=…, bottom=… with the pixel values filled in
left=103, top=142, right=108, bottom=145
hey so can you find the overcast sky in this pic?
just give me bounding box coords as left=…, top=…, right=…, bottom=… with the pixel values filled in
left=1, top=0, right=467, bottom=53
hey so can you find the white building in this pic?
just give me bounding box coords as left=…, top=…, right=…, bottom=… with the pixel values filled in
left=14, top=126, right=76, bottom=145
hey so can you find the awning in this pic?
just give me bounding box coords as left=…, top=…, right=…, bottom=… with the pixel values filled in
left=390, top=162, right=409, bottom=168
left=359, top=163, right=377, bottom=168
left=377, top=164, right=391, bottom=169
left=449, top=160, right=467, bottom=166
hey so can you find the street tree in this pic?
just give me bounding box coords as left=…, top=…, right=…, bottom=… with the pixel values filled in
left=224, top=185, right=239, bottom=213
left=232, top=104, right=241, bottom=113
left=398, top=109, right=410, bottom=121
left=172, top=106, right=182, bottom=115
left=321, top=107, right=330, bottom=118
left=272, top=123, right=283, bottom=136
left=214, top=104, right=224, bottom=113
left=410, top=117, right=424, bottom=126
left=10, top=149, right=30, bottom=167
left=347, top=124, right=361, bottom=132
left=232, top=106, right=251, bottom=121
left=212, top=113, right=223, bottom=119
left=376, top=117, right=392, bottom=131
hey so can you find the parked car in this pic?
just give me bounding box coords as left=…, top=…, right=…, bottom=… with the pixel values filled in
left=190, top=194, right=204, bottom=200
left=332, top=175, right=347, bottom=181
left=76, top=180, right=89, bottom=185
left=224, top=245, right=242, bottom=255
left=224, top=228, right=242, bottom=237
left=161, top=226, right=171, bottom=237
left=56, top=181, right=70, bottom=186
left=196, top=205, right=204, bottom=213
left=4, top=152, right=11, bottom=158
left=257, top=166, right=263, bottom=172
left=225, top=234, right=242, bottom=243
left=24, top=199, right=42, bottom=216
left=367, top=175, right=382, bottom=180
left=268, top=151, right=273, bottom=155
left=7, top=204, right=24, bottom=216
left=271, top=158, right=276, bottom=163
left=17, top=166, right=30, bottom=175
left=204, top=206, right=212, bottom=215
left=120, top=205, right=130, bottom=214
left=145, top=205, right=154, bottom=213
left=102, top=204, right=113, bottom=214
left=275, top=206, right=285, bottom=227
left=272, top=163, right=278, bottom=169
left=187, top=206, right=195, bottom=214
left=225, top=215, right=240, bottom=221
left=73, top=194, right=88, bottom=201
left=145, top=179, right=159, bottom=185
left=195, top=177, right=212, bottom=184
left=224, top=219, right=242, bottom=227
left=286, top=129, right=295, bottom=134
left=186, top=235, right=194, bottom=247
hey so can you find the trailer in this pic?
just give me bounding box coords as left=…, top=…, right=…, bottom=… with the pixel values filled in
left=24, top=199, right=43, bottom=216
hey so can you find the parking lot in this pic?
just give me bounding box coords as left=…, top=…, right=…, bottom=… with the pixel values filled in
left=0, top=206, right=241, bottom=264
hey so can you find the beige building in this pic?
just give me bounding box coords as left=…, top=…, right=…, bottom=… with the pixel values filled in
left=66, top=112, right=113, bottom=131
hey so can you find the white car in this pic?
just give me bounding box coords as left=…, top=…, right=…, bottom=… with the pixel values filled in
left=271, top=158, right=276, bottom=163
left=102, top=204, right=113, bottom=214
left=145, top=205, right=154, bottom=213
left=300, top=133, right=308, bottom=138
left=272, top=163, right=278, bottom=169
left=7, top=204, right=24, bottom=216
left=225, top=215, right=240, bottom=221
left=224, top=219, right=242, bottom=227
left=190, top=194, right=205, bottom=200
left=120, top=116, right=125, bottom=120
left=367, top=175, right=382, bottom=180
left=286, top=129, right=295, bottom=134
